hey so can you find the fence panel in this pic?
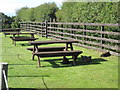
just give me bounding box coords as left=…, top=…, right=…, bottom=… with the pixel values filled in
left=20, top=22, right=120, bottom=56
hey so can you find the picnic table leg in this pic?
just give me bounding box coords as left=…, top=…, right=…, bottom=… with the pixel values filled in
left=65, top=43, right=73, bottom=51
left=31, top=34, right=34, bottom=38
left=13, top=41, right=16, bottom=46
left=65, top=43, right=69, bottom=51
left=14, top=41, right=16, bottom=46
left=13, top=34, right=15, bottom=37
left=62, top=56, right=70, bottom=64
left=32, top=46, right=35, bottom=60
left=37, top=56, right=41, bottom=68
left=72, top=54, right=79, bottom=65
left=32, top=55, right=35, bottom=60
left=32, top=45, right=38, bottom=60
left=70, top=43, right=73, bottom=50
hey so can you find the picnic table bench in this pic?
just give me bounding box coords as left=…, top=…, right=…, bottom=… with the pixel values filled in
left=4, top=32, right=35, bottom=37
left=34, top=50, right=83, bottom=67
left=10, top=37, right=38, bottom=46
left=4, top=32, right=20, bottom=37
left=27, top=47, right=65, bottom=52
left=28, top=40, right=83, bottom=67
left=3, top=28, right=21, bottom=37
left=2, top=28, right=20, bottom=32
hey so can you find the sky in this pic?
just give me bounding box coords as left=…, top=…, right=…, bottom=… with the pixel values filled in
left=0, top=0, right=64, bottom=17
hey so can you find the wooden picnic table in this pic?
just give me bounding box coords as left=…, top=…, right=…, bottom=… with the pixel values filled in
left=29, top=40, right=79, bottom=60
left=9, top=32, right=37, bottom=46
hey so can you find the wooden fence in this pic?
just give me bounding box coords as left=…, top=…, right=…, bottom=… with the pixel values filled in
left=20, top=22, right=120, bottom=56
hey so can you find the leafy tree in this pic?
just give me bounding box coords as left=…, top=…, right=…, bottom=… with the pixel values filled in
left=33, top=2, right=58, bottom=22
left=0, top=12, right=14, bottom=28
left=56, top=2, right=118, bottom=24
left=15, top=2, right=58, bottom=22
left=15, top=7, right=29, bottom=22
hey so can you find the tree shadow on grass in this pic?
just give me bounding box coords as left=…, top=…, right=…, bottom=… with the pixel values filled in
left=44, top=57, right=107, bottom=68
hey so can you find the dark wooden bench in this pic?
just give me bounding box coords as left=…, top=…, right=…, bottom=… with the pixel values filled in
left=2, top=28, right=20, bottom=32
left=27, top=47, right=65, bottom=52
left=33, top=50, right=83, bottom=67
left=10, top=37, right=38, bottom=46
left=4, top=32, right=35, bottom=37
left=12, top=33, right=36, bottom=38
left=4, top=32, right=20, bottom=37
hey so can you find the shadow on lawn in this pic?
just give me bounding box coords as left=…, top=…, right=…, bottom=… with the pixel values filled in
left=8, top=75, right=49, bottom=78
left=9, top=64, right=35, bottom=66
left=19, top=43, right=31, bottom=46
left=44, top=57, right=107, bottom=68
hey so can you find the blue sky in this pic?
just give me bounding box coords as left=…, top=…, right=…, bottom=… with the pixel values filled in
left=0, top=0, right=64, bottom=16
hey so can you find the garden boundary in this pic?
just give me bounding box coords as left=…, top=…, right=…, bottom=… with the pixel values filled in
left=13, top=22, right=120, bottom=56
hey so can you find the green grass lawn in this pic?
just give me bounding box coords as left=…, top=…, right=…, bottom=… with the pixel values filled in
left=1, top=32, right=118, bottom=89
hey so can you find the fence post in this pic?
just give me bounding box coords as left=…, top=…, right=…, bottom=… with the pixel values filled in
left=101, top=26, right=104, bottom=49
left=71, top=25, right=74, bottom=38
left=61, top=24, right=63, bottom=40
left=26, top=22, right=27, bottom=31
left=49, top=18, right=51, bottom=37
left=83, top=25, right=87, bottom=45
left=42, top=22, right=44, bottom=37
left=45, top=21, right=48, bottom=38
left=53, top=19, right=56, bottom=37
left=0, top=62, right=8, bottom=90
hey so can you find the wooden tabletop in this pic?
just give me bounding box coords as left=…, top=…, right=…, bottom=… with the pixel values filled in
left=29, top=40, right=78, bottom=45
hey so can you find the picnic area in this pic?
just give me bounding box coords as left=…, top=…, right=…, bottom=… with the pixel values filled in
left=1, top=31, right=118, bottom=88
left=0, top=2, right=119, bottom=89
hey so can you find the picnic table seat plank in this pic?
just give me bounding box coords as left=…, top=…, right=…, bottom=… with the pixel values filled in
left=33, top=50, right=83, bottom=67
left=29, top=40, right=78, bottom=45
left=10, top=37, right=38, bottom=46
left=4, top=32, right=20, bottom=37
left=2, top=28, right=20, bottom=32
left=10, top=37, right=38, bottom=41
left=5, top=32, right=36, bottom=37
left=12, top=32, right=36, bottom=38
left=27, top=47, right=65, bottom=52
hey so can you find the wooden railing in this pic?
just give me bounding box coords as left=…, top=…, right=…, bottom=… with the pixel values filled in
left=20, top=22, right=120, bottom=56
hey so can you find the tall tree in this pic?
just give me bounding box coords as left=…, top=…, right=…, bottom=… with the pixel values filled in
left=15, top=3, right=58, bottom=22
left=56, top=2, right=118, bottom=24
left=0, top=12, right=14, bottom=28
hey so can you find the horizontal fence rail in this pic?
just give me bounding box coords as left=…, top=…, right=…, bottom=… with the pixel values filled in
left=20, top=22, right=120, bottom=56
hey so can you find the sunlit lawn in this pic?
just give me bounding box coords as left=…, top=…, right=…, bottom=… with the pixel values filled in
left=1, top=32, right=118, bottom=89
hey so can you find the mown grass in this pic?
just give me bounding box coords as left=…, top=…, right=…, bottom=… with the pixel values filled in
left=1, top=32, right=118, bottom=89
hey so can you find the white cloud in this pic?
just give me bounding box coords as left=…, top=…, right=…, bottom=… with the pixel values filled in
left=0, top=0, right=64, bottom=16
